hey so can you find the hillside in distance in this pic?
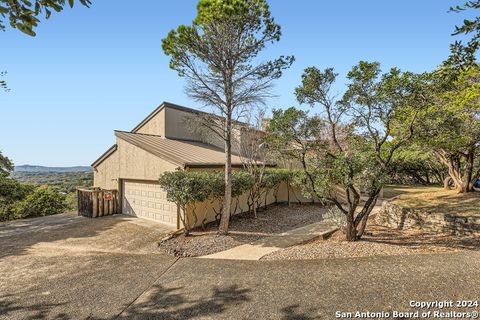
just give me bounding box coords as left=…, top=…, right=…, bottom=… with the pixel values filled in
left=14, top=165, right=92, bottom=173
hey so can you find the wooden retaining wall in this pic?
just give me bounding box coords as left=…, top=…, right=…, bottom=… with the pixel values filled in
left=77, top=188, right=120, bottom=218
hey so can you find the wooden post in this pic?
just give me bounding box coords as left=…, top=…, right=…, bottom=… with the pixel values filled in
left=99, top=191, right=104, bottom=217
left=92, top=191, right=98, bottom=218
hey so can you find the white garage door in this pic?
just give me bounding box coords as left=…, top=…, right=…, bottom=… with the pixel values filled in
left=122, top=180, right=177, bottom=227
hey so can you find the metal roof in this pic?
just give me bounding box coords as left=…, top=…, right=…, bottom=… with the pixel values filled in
left=115, top=131, right=246, bottom=167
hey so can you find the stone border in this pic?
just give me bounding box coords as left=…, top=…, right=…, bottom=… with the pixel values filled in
left=376, top=200, right=480, bottom=236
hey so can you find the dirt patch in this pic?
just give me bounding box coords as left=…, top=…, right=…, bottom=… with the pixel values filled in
left=158, top=204, right=326, bottom=257
left=262, top=219, right=480, bottom=260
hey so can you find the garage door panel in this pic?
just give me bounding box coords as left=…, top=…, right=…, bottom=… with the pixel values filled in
left=122, top=180, right=177, bottom=227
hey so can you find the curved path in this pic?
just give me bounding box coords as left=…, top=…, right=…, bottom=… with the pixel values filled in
left=1, top=214, right=479, bottom=319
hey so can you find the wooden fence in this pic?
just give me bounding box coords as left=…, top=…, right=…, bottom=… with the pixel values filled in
left=77, top=188, right=120, bottom=218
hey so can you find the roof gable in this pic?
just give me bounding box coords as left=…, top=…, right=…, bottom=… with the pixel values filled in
left=131, top=101, right=207, bottom=134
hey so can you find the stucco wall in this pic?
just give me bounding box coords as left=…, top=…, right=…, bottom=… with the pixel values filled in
left=93, top=138, right=179, bottom=188
left=136, top=108, right=166, bottom=136
left=117, top=138, right=179, bottom=181
left=164, top=107, right=200, bottom=141
left=93, top=149, right=120, bottom=190
left=184, top=180, right=326, bottom=229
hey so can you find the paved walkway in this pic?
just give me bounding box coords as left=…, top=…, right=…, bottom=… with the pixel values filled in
left=200, top=220, right=339, bottom=260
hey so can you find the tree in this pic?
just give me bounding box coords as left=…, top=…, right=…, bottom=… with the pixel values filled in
left=162, top=0, right=293, bottom=234
left=443, top=1, right=480, bottom=71
left=265, top=107, right=324, bottom=203
left=1, top=0, right=91, bottom=91
left=417, top=66, right=480, bottom=192
left=389, top=146, right=446, bottom=185
left=268, top=62, right=425, bottom=241
left=0, top=150, right=13, bottom=177
left=0, top=0, right=91, bottom=36
left=0, top=71, right=9, bottom=92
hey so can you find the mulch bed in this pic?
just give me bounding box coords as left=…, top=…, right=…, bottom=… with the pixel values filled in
left=157, top=203, right=326, bottom=257
left=261, top=218, right=480, bottom=261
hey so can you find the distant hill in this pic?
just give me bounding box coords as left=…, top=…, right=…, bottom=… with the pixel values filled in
left=14, top=165, right=92, bottom=173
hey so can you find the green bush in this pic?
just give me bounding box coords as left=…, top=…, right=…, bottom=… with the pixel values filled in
left=64, top=192, right=78, bottom=211
left=231, top=171, right=254, bottom=197
left=159, top=171, right=213, bottom=234
left=14, top=186, right=67, bottom=219
left=0, top=177, right=36, bottom=202
left=0, top=198, right=21, bottom=221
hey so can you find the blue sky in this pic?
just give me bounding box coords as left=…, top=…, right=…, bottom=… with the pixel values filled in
left=0, top=0, right=474, bottom=166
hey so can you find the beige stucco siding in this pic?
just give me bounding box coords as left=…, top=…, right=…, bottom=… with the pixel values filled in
left=93, top=138, right=179, bottom=189
left=93, top=149, right=120, bottom=190
left=184, top=180, right=316, bottom=229
left=164, top=107, right=200, bottom=140
left=117, top=138, right=179, bottom=181
left=136, top=108, right=166, bottom=136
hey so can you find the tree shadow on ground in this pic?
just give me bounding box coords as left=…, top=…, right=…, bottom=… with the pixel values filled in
left=0, top=294, right=70, bottom=320
left=362, top=224, right=480, bottom=251
left=117, top=284, right=318, bottom=320
left=117, top=284, right=251, bottom=319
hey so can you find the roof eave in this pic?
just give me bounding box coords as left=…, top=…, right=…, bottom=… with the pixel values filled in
left=91, top=144, right=118, bottom=168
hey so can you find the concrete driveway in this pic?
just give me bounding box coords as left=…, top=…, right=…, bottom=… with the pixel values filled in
left=1, top=213, right=480, bottom=319
left=0, top=213, right=177, bottom=319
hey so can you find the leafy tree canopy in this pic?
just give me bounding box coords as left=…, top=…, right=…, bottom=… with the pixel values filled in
left=161, top=0, right=293, bottom=117
left=0, top=0, right=91, bottom=36
left=0, top=150, right=14, bottom=177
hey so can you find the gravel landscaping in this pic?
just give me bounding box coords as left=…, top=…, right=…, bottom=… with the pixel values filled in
left=158, top=203, right=326, bottom=257
left=262, top=218, right=480, bottom=260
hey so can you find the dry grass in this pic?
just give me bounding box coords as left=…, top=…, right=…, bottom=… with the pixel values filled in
left=389, top=187, right=480, bottom=218
left=382, top=184, right=443, bottom=199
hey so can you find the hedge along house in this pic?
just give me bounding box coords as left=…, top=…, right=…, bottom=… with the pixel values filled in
left=92, top=102, right=315, bottom=230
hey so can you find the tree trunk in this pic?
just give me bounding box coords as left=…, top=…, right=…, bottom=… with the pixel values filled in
left=355, top=193, right=379, bottom=239
left=345, top=212, right=357, bottom=241
left=460, top=147, right=475, bottom=193
left=443, top=176, right=452, bottom=190
left=446, top=156, right=464, bottom=191
left=219, top=116, right=233, bottom=234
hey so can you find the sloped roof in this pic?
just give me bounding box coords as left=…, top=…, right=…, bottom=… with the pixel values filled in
left=115, top=131, right=247, bottom=167
left=91, top=144, right=117, bottom=167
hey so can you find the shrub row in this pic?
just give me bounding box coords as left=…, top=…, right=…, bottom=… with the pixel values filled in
left=158, top=169, right=294, bottom=233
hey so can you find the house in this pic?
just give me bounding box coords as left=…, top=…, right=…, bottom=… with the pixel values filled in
left=92, top=102, right=303, bottom=230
